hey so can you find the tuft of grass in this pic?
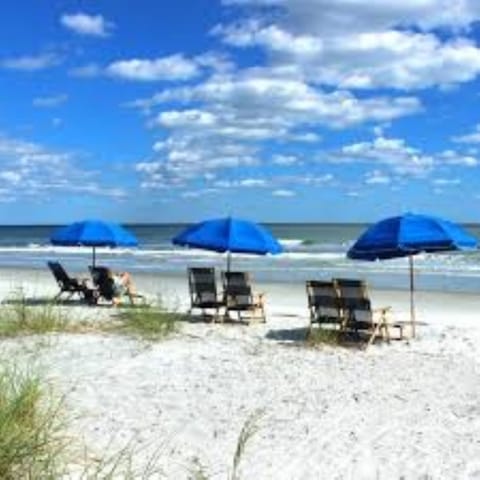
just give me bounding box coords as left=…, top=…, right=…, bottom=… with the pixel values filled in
left=231, top=409, right=264, bottom=480
left=0, top=365, right=66, bottom=479
left=0, top=294, right=68, bottom=338
left=109, top=303, right=185, bottom=341
left=306, top=327, right=342, bottom=347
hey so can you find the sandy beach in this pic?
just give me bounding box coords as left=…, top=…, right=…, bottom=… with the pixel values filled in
left=1, top=267, right=480, bottom=479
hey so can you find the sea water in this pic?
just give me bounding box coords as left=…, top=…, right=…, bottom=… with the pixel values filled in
left=2, top=223, right=480, bottom=293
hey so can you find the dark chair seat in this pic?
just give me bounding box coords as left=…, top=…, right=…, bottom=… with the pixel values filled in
left=306, top=280, right=343, bottom=331
left=187, top=267, right=224, bottom=319
left=221, top=271, right=265, bottom=323
left=47, top=261, right=95, bottom=303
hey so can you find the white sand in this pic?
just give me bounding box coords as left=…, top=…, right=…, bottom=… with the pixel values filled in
left=1, top=268, right=480, bottom=479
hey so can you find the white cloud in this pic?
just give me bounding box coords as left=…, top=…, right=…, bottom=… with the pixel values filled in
left=272, top=154, right=299, bottom=165
left=0, top=135, right=125, bottom=199
left=106, top=54, right=199, bottom=81
left=61, top=12, right=113, bottom=37
left=272, top=189, right=295, bottom=197
left=239, top=178, right=266, bottom=187
left=452, top=124, right=480, bottom=144
left=437, top=150, right=478, bottom=166
left=364, top=170, right=391, bottom=184
left=222, top=0, right=480, bottom=33
left=1, top=53, right=61, bottom=71
left=432, top=178, right=461, bottom=186
left=33, top=94, right=68, bottom=108
left=329, top=136, right=435, bottom=176
left=135, top=71, right=420, bottom=131
left=215, top=1, right=480, bottom=90
left=327, top=135, right=479, bottom=177
left=69, top=63, right=102, bottom=78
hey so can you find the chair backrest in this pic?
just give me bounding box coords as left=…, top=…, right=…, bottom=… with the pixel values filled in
left=89, top=266, right=115, bottom=300
left=47, top=261, right=72, bottom=287
left=222, top=271, right=254, bottom=307
left=306, top=280, right=342, bottom=323
left=334, top=278, right=372, bottom=324
left=187, top=267, right=218, bottom=306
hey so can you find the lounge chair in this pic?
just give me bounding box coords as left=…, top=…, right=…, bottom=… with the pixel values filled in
left=89, top=266, right=144, bottom=306
left=187, top=267, right=224, bottom=319
left=333, top=278, right=403, bottom=346
left=221, top=271, right=266, bottom=323
left=47, top=261, right=95, bottom=303
left=306, top=280, right=343, bottom=332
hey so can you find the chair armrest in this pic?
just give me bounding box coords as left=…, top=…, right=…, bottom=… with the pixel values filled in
left=254, top=292, right=265, bottom=306
left=372, top=306, right=392, bottom=317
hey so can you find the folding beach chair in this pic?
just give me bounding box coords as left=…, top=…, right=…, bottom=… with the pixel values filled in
left=306, top=280, right=343, bottom=332
left=221, top=271, right=266, bottom=323
left=47, top=261, right=95, bottom=303
left=187, top=267, right=225, bottom=319
left=333, top=278, right=403, bottom=346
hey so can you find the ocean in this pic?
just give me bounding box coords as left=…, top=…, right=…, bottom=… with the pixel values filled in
left=1, top=223, right=480, bottom=293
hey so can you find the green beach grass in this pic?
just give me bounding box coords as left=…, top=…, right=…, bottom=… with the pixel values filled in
left=0, top=366, right=66, bottom=479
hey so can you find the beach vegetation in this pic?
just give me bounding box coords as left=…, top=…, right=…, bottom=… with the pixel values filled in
left=306, top=327, right=342, bottom=347
left=0, top=365, right=66, bottom=479
left=230, top=409, right=264, bottom=480
left=108, top=300, right=185, bottom=341
left=0, top=291, right=68, bottom=337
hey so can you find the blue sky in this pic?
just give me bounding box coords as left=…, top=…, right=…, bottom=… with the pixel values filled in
left=2, top=0, right=480, bottom=223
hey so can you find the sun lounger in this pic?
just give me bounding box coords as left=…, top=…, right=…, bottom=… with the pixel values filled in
left=221, top=271, right=265, bottom=323
left=187, top=267, right=225, bottom=319
left=47, top=261, right=95, bottom=303
left=306, top=280, right=343, bottom=332
left=333, top=278, right=404, bottom=345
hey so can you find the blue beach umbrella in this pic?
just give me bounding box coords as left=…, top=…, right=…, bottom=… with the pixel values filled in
left=50, top=219, right=138, bottom=266
left=348, top=213, right=477, bottom=336
left=172, top=217, right=283, bottom=270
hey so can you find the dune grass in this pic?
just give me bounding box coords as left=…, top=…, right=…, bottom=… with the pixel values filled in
left=108, top=302, right=185, bottom=341
left=230, top=409, right=264, bottom=480
left=0, top=366, right=66, bottom=479
left=306, top=327, right=342, bottom=347
left=0, top=295, right=68, bottom=338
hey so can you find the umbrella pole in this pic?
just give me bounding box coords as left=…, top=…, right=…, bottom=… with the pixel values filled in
left=227, top=251, right=232, bottom=272
left=409, top=255, right=416, bottom=338
left=92, top=246, right=96, bottom=268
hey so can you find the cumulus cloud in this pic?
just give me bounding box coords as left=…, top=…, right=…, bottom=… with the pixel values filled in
left=106, top=54, right=199, bottom=81
left=61, top=12, right=114, bottom=37
left=327, top=135, right=478, bottom=177
left=215, top=1, right=480, bottom=90
left=0, top=135, right=125, bottom=200
left=134, top=71, right=420, bottom=131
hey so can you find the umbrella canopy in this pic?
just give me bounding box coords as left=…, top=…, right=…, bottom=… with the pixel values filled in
left=50, top=219, right=138, bottom=266
left=172, top=217, right=282, bottom=269
left=347, top=213, right=477, bottom=336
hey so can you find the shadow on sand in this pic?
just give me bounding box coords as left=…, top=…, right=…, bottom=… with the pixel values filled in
left=265, top=326, right=309, bottom=343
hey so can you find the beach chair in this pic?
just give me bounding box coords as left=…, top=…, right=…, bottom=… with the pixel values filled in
left=187, top=267, right=225, bottom=319
left=306, top=280, right=343, bottom=332
left=89, top=266, right=144, bottom=306
left=333, top=278, right=403, bottom=346
left=221, top=271, right=266, bottom=323
left=47, top=261, right=95, bottom=303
